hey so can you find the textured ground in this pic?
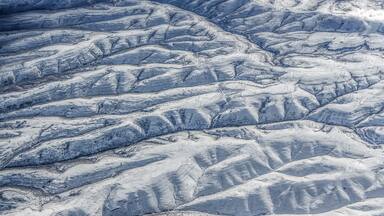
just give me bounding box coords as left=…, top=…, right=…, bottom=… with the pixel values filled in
left=1, top=0, right=384, bottom=215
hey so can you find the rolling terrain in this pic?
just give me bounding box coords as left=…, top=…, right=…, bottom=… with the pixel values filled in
left=1, top=0, right=384, bottom=215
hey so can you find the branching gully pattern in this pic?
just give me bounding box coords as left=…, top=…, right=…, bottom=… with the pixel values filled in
left=1, top=1, right=384, bottom=215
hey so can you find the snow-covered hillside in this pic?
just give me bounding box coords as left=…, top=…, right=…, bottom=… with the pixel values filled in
left=1, top=0, right=384, bottom=215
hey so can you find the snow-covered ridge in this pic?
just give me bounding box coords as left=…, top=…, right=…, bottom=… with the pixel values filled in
left=1, top=0, right=384, bottom=215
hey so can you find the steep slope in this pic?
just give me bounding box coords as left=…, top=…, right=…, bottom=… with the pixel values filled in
left=1, top=0, right=384, bottom=216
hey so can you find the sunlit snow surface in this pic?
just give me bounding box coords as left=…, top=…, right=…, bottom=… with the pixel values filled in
left=1, top=0, right=384, bottom=215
